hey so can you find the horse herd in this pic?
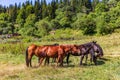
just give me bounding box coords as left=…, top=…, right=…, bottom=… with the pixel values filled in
left=25, top=41, right=103, bottom=67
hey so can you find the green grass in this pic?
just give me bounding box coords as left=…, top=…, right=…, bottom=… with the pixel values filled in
left=0, top=31, right=120, bottom=80
left=0, top=53, right=120, bottom=80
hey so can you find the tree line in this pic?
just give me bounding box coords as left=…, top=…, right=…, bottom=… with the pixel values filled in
left=0, top=0, right=120, bottom=38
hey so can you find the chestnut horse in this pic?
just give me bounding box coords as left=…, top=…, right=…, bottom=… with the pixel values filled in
left=26, top=44, right=48, bottom=67
left=25, top=44, right=80, bottom=67
left=44, top=45, right=81, bottom=65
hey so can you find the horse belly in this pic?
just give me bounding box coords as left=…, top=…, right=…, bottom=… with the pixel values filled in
left=35, top=52, right=46, bottom=57
left=47, top=52, right=58, bottom=58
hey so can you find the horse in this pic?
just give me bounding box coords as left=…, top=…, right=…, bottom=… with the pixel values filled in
left=25, top=44, right=80, bottom=67
left=26, top=44, right=64, bottom=67
left=38, top=43, right=59, bottom=64
left=66, top=41, right=103, bottom=65
left=66, top=44, right=94, bottom=65
left=25, top=44, right=48, bottom=67
left=83, top=41, right=103, bottom=64
left=44, top=44, right=80, bottom=66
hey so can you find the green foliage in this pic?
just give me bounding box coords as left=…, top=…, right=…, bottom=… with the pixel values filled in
left=42, top=28, right=83, bottom=41
left=95, top=3, right=108, bottom=14
left=0, top=13, right=9, bottom=21
left=0, top=0, right=120, bottom=37
left=51, top=19, right=62, bottom=29
left=26, top=5, right=34, bottom=17
left=35, top=19, right=51, bottom=37
left=19, top=14, right=36, bottom=36
left=0, top=20, right=14, bottom=34
left=116, top=17, right=120, bottom=28
left=72, top=13, right=96, bottom=35
left=16, top=8, right=26, bottom=27
left=96, top=14, right=114, bottom=35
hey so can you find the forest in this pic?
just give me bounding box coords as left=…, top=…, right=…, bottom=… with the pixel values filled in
left=0, top=0, right=120, bottom=39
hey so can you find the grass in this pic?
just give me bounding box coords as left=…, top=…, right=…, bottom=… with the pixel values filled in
left=0, top=54, right=120, bottom=80
left=0, top=31, right=120, bottom=80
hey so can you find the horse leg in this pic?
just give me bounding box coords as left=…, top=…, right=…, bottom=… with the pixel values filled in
left=93, top=55, right=97, bottom=65
left=38, top=57, right=40, bottom=63
left=30, top=58, right=32, bottom=67
left=52, top=58, right=56, bottom=63
left=56, top=55, right=61, bottom=67
left=44, top=57, right=49, bottom=65
left=27, top=55, right=33, bottom=67
left=90, top=51, right=97, bottom=65
left=66, top=53, right=70, bottom=65
left=59, top=55, right=63, bottom=66
left=38, top=57, right=45, bottom=66
left=80, top=55, right=84, bottom=65
left=85, top=54, right=88, bottom=64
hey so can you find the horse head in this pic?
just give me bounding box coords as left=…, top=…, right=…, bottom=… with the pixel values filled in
left=91, top=41, right=103, bottom=57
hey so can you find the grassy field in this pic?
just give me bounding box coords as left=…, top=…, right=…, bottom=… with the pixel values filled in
left=0, top=31, right=120, bottom=80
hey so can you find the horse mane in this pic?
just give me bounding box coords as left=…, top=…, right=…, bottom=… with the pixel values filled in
left=43, top=43, right=59, bottom=46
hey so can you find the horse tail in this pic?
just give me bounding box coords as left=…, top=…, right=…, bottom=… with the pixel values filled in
left=26, top=47, right=29, bottom=67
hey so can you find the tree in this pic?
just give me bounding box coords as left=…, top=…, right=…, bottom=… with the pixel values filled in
left=16, top=8, right=26, bottom=27
left=19, top=14, right=36, bottom=36
left=0, top=13, right=9, bottom=21
left=26, top=5, right=34, bottom=18
left=8, top=3, right=18, bottom=22
left=34, top=0, right=41, bottom=20
left=72, top=13, right=96, bottom=35
left=35, top=19, right=51, bottom=37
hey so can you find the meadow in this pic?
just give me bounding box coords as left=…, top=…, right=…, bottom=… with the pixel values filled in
left=0, top=31, right=120, bottom=80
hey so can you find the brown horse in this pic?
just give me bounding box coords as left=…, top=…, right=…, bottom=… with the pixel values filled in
left=25, top=44, right=80, bottom=67
left=44, top=45, right=80, bottom=65
left=26, top=44, right=48, bottom=67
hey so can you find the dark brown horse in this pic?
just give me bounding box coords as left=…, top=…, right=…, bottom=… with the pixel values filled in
left=66, top=44, right=93, bottom=65
left=66, top=41, right=103, bottom=65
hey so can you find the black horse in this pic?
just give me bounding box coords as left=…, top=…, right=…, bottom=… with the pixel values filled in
left=66, top=41, right=103, bottom=65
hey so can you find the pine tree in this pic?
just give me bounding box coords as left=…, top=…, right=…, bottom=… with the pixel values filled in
left=8, top=3, right=17, bottom=22
left=34, top=0, right=41, bottom=20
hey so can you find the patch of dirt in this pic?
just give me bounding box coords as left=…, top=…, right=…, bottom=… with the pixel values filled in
left=0, top=64, right=26, bottom=76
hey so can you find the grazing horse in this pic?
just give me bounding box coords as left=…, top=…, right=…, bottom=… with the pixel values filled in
left=83, top=41, right=103, bottom=64
left=66, top=44, right=93, bottom=65
left=66, top=41, right=103, bottom=65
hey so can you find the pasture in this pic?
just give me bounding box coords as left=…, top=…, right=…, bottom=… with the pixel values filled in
left=0, top=32, right=120, bottom=80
